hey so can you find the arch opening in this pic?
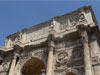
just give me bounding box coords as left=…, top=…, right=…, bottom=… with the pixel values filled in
left=66, top=72, right=77, bottom=75
left=21, top=57, right=45, bottom=75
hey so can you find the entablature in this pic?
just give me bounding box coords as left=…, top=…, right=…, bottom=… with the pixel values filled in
left=0, top=5, right=99, bottom=52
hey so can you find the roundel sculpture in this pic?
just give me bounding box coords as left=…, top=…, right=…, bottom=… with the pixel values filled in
left=56, top=52, right=68, bottom=65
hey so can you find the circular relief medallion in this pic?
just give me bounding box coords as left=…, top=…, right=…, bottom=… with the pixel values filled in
left=56, top=52, right=68, bottom=65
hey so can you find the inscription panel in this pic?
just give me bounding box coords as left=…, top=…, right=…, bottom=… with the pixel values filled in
left=25, top=24, right=50, bottom=43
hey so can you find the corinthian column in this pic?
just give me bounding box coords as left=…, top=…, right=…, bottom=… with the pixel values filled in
left=81, top=28, right=92, bottom=75
left=9, top=45, right=21, bottom=75
left=46, top=40, right=55, bottom=75
left=9, top=56, right=17, bottom=75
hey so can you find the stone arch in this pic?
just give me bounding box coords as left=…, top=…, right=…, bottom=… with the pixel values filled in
left=14, top=51, right=47, bottom=75
left=21, top=57, right=45, bottom=75
left=66, top=69, right=79, bottom=75
left=66, top=72, right=77, bottom=75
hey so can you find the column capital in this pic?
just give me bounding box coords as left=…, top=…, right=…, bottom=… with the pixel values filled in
left=47, top=40, right=55, bottom=53
left=48, top=40, right=55, bottom=47
left=47, top=31, right=56, bottom=53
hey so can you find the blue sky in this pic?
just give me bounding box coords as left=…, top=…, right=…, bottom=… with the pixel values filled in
left=0, top=1, right=100, bottom=46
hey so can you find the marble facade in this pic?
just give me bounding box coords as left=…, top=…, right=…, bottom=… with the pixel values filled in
left=0, top=6, right=100, bottom=75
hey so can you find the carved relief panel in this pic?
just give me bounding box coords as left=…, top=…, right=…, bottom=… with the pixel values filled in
left=67, top=48, right=84, bottom=67
left=58, top=13, right=87, bottom=32
left=54, top=47, right=84, bottom=75
left=55, top=48, right=83, bottom=69
left=0, top=62, right=10, bottom=75
left=56, top=52, right=68, bottom=65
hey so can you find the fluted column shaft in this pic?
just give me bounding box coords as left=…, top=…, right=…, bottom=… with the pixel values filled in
left=81, top=30, right=92, bottom=75
left=46, top=40, right=55, bottom=75
left=9, top=56, right=17, bottom=75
